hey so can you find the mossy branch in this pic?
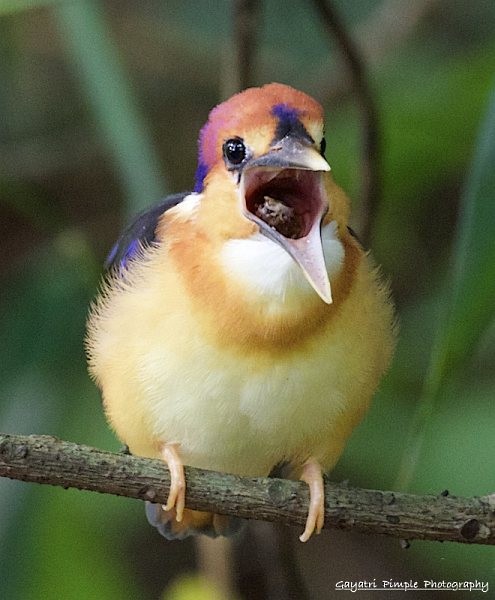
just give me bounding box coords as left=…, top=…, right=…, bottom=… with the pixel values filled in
left=0, top=433, right=494, bottom=545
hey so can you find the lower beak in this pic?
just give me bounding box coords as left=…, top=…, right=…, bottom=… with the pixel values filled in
left=240, top=140, right=332, bottom=304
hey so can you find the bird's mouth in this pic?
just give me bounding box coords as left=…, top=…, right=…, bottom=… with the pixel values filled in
left=243, top=168, right=324, bottom=240
left=240, top=166, right=332, bottom=303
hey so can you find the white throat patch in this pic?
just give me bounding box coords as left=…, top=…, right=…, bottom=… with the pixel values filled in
left=220, top=221, right=344, bottom=301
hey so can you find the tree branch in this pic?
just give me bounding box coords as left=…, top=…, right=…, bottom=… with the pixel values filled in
left=0, top=433, right=494, bottom=545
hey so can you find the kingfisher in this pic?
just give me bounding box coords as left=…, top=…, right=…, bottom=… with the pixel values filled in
left=86, top=83, right=395, bottom=542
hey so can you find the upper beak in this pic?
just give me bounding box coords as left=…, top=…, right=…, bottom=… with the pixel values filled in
left=247, top=136, right=331, bottom=173
left=240, top=137, right=333, bottom=304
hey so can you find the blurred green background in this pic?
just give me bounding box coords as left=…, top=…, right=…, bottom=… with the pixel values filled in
left=1, top=1, right=494, bottom=599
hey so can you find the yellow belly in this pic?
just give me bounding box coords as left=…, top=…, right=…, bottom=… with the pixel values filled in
left=87, top=246, right=394, bottom=478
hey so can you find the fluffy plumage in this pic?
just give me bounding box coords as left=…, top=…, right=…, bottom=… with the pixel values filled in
left=86, top=83, right=395, bottom=541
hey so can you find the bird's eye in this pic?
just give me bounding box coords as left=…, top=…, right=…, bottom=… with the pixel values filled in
left=223, top=138, right=246, bottom=165
left=320, top=137, right=327, bottom=157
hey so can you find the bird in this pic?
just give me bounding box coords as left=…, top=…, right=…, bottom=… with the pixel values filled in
left=86, top=82, right=395, bottom=543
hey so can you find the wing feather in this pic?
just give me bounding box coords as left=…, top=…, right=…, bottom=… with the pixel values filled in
left=105, top=193, right=189, bottom=271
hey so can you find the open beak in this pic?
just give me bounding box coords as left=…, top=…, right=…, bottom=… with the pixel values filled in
left=240, top=136, right=332, bottom=303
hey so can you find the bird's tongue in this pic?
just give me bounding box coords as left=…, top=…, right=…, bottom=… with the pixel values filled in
left=241, top=168, right=332, bottom=303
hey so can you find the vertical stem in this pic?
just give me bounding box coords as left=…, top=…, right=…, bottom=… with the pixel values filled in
left=196, top=537, right=235, bottom=600
left=311, top=0, right=380, bottom=248
left=394, top=387, right=438, bottom=491
left=53, top=0, right=167, bottom=216
left=397, top=83, right=495, bottom=490
left=234, top=0, right=261, bottom=90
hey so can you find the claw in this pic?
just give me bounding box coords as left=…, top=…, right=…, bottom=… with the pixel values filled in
left=161, top=442, right=186, bottom=522
left=299, top=458, right=325, bottom=542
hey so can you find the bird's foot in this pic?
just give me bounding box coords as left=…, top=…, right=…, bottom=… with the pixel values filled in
left=299, top=458, right=325, bottom=542
left=160, top=442, right=186, bottom=522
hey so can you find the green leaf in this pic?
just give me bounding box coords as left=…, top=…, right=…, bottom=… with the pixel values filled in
left=396, top=80, right=495, bottom=489
left=53, top=0, right=167, bottom=215
left=164, top=575, right=232, bottom=600
left=0, top=0, right=62, bottom=15
left=428, top=83, right=495, bottom=388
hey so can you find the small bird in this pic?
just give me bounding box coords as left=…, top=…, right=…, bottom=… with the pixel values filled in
left=86, top=83, right=395, bottom=542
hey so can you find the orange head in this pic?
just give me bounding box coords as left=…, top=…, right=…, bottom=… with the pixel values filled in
left=189, top=83, right=348, bottom=304
left=194, top=83, right=326, bottom=191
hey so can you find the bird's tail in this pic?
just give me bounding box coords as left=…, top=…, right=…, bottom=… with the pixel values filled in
left=145, top=502, right=245, bottom=540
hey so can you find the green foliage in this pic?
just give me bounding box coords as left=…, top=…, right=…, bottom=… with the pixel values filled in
left=54, top=0, right=168, bottom=215
left=0, top=0, right=62, bottom=14
left=395, top=81, right=495, bottom=491
left=429, top=85, right=495, bottom=386
left=163, top=576, right=231, bottom=600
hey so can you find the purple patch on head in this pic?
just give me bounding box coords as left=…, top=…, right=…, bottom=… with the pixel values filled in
left=271, top=102, right=313, bottom=144
left=195, top=114, right=223, bottom=192
left=271, top=103, right=300, bottom=123
left=194, top=161, right=209, bottom=192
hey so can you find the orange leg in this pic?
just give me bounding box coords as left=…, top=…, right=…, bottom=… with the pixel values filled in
left=299, top=458, right=325, bottom=542
left=160, top=442, right=186, bottom=522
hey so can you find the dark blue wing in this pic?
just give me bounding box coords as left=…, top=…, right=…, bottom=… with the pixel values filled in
left=105, top=192, right=190, bottom=272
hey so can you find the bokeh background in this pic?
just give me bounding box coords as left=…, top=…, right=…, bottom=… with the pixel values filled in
left=1, top=1, right=494, bottom=599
